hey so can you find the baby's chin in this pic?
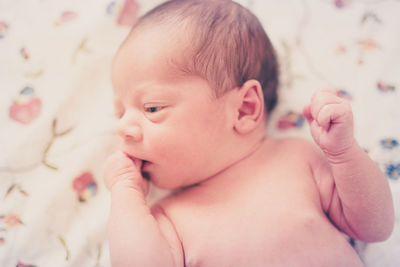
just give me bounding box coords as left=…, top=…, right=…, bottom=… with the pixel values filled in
left=147, top=173, right=199, bottom=191
left=150, top=179, right=183, bottom=191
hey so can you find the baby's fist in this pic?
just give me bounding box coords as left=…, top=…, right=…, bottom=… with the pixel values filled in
left=103, top=151, right=149, bottom=196
left=303, top=90, right=355, bottom=157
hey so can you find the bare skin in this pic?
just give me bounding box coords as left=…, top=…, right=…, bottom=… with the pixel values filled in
left=155, top=138, right=364, bottom=267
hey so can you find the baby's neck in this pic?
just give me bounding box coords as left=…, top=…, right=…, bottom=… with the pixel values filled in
left=198, top=133, right=270, bottom=187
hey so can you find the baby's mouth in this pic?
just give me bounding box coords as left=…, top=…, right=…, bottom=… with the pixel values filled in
left=141, top=160, right=151, bottom=181
left=126, top=153, right=151, bottom=180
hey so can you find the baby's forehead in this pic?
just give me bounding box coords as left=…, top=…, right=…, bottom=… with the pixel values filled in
left=118, top=26, right=192, bottom=71
left=128, top=21, right=189, bottom=49
left=122, top=25, right=187, bottom=60
left=112, top=28, right=200, bottom=90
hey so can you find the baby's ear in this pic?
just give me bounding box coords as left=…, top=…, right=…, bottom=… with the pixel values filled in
left=233, top=80, right=265, bottom=135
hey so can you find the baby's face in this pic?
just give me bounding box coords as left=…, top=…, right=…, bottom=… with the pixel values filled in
left=111, top=29, right=234, bottom=189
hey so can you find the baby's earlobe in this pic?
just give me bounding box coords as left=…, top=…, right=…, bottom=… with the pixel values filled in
left=234, top=119, right=257, bottom=135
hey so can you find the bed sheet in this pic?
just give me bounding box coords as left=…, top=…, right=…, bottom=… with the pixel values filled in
left=1, top=0, right=399, bottom=266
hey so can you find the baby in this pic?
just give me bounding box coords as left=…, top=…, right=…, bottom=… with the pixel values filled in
left=104, top=0, right=394, bottom=266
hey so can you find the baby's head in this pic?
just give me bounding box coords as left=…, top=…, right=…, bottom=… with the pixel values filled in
left=125, top=0, right=279, bottom=113
left=112, top=0, right=279, bottom=189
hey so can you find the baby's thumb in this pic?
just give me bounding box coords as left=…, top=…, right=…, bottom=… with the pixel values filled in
left=103, top=151, right=144, bottom=191
left=124, top=154, right=149, bottom=195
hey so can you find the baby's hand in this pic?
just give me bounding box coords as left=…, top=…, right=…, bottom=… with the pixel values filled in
left=103, top=151, right=149, bottom=196
left=303, top=90, right=355, bottom=158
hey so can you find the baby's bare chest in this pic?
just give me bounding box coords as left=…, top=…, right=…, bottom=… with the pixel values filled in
left=162, top=168, right=360, bottom=266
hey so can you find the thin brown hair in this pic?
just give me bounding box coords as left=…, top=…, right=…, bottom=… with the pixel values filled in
left=131, top=0, right=279, bottom=112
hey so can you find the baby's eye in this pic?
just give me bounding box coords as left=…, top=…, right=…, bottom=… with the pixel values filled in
left=144, top=106, right=164, bottom=113
left=143, top=103, right=168, bottom=122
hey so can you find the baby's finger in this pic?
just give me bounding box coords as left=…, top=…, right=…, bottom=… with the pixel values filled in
left=316, top=103, right=341, bottom=131
left=318, top=101, right=353, bottom=130
left=103, top=151, right=142, bottom=190
left=309, top=120, right=324, bottom=144
left=310, top=90, right=342, bottom=121
left=141, top=178, right=150, bottom=196
left=125, top=153, right=143, bottom=169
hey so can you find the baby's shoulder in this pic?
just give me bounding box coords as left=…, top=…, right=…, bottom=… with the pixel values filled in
left=267, top=137, right=322, bottom=160
left=262, top=137, right=331, bottom=175
left=270, top=137, right=332, bottom=177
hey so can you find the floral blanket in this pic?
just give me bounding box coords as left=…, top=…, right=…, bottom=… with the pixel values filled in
left=1, top=0, right=399, bottom=266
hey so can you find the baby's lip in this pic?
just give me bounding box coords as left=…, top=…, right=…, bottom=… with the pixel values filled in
left=141, top=160, right=152, bottom=170
left=124, top=153, right=147, bottom=165
left=125, top=154, right=142, bottom=166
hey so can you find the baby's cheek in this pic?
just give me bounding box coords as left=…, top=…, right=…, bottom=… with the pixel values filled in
left=147, top=130, right=177, bottom=156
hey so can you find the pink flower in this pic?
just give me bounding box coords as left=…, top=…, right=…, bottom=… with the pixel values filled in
left=1, top=213, right=23, bottom=228
left=9, top=97, right=42, bottom=124
left=117, top=0, right=140, bottom=26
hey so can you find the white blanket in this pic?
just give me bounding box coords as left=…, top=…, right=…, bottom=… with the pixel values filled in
left=1, top=0, right=399, bottom=266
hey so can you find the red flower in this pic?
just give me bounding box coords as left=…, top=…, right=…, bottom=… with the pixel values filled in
left=73, top=172, right=95, bottom=194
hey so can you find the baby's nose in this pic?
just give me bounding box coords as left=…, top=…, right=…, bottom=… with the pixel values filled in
left=117, top=123, right=143, bottom=143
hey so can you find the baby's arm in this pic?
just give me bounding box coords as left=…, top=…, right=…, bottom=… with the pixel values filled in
left=304, top=90, right=394, bottom=242
left=103, top=152, right=183, bottom=267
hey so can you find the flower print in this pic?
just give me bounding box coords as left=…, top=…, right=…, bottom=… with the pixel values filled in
left=9, top=86, right=42, bottom=124
left=58, top=236, right=70, bottom=261
left=380, top=139, right=399, bottom=150
left=117, top=0, right=140, bottom=26
left=0, top=213, right=23, bottom=229
left=335, top=89, right=352, bottom=100
left=377, top=81, right=396, bottom=92
left=55, top=11, right=78, bottom=26
left=386, top=164, right=400, bottom=180
left=73, top=172, right=98, bottom=202
left=334, top=0, right=350, bottom=9
left=20, top=47, right=30, bottom=60
left=361, top=12, right=382, bottom=26
left=16, top=262, right=37, bottom=267
left=106, top=2, right=119, bottom=15
left=4, top=184, right=29, bottom=199
left=0, top=21, right=8, bottom=38
left=277, top=111, right=305, bottom=130
left=358, top=38, right=379, bottom=51
left=335, top=45, right=347, bottom=55
left=106, top=1, right=122, bottom=17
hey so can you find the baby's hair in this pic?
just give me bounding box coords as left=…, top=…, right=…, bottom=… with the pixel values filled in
left=131, top=0, right=279, bottom=112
